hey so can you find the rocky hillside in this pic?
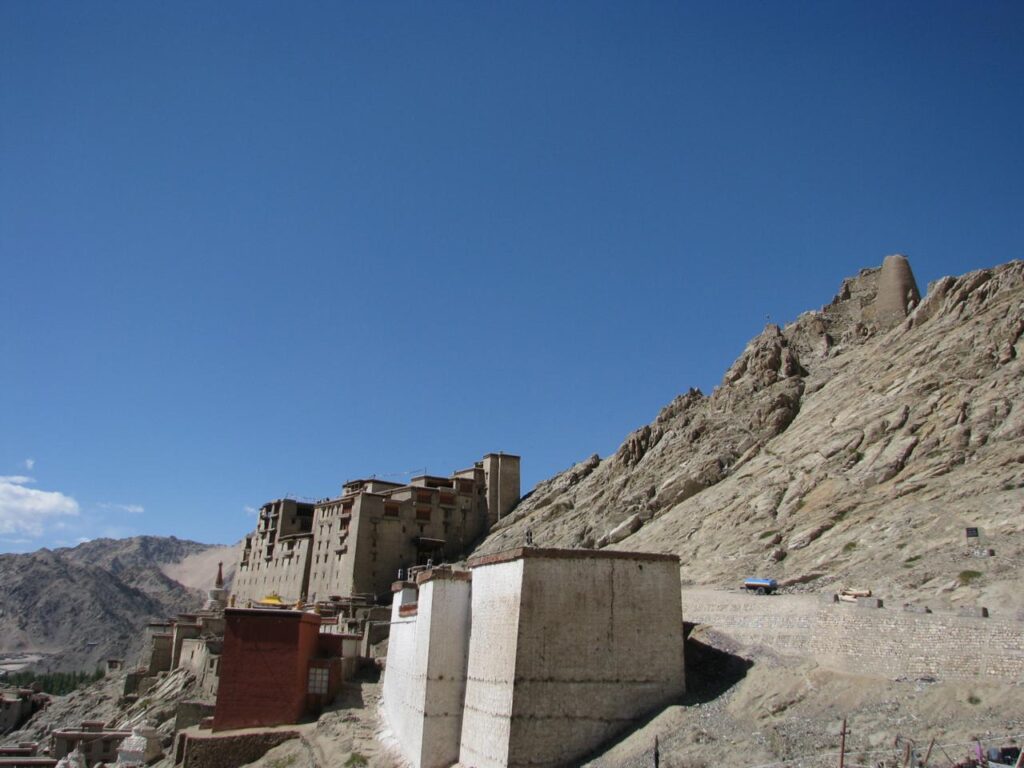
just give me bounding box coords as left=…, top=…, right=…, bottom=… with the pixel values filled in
left=478, top=256, right=1024, bottom=615
left=0, top=536, right=237, bottom=673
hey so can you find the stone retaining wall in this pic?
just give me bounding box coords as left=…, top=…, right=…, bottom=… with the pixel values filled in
left=683, top=590, right=1024, bottom=681
left=174, top=730, right=299, bottom=768
left=810, top=604, right=1024, bottom=680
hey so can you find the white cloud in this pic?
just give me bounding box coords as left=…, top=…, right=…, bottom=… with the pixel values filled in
left=0, top=475, right=35, bottom=485
left=244, top=505, right=258, bottom=516
left=0, top=476, right=79, bottom=537
left=98, top=502, right=145, bottom=515
left=23, top=459, right=35, bottom=471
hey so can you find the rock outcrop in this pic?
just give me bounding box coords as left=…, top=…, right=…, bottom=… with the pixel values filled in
left=476, top=257, right=1024, bottom=614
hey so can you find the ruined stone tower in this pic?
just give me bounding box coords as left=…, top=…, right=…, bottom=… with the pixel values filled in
left=874, top=253, right=920, bottom=329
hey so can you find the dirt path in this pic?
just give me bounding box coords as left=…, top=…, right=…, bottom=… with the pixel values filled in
left=242, top=674, right=401, bottom=768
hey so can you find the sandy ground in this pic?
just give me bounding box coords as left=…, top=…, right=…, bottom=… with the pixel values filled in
left=241, top=672, right=402, bottom=768
left=161, top=543, right=242, bottom=591
left=230, top=625, right=1023, bottom=768
left=583, top=625, right=1024, bottom=768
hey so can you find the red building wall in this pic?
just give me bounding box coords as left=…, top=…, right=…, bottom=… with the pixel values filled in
left=213, top=609, right=322, bottom=731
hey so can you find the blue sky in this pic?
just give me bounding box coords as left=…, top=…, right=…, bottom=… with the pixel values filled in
left=2, top=3, right=1022, bottom=552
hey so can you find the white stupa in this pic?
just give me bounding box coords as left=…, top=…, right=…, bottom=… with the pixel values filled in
left=115, top=726, right=161, bottom=766
left=55, top=747, right=87, bottom=768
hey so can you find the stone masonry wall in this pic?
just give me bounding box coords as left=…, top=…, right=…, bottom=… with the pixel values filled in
left=177, top=730, right=298, bottom=768
left=809, top=605, right=1024, bottom=680
left=681, top=589, right=818, bottom=656
left=682, top=589, right=1024, bottom=681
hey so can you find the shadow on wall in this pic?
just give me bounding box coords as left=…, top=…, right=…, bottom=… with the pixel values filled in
left=682, top=625, right=753, bottom=706
left=309, top=666, right=380, bottom=723
left=576, top=624, right=751, bottom=766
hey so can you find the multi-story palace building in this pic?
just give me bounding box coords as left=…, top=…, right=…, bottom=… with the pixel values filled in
left=232, top=453, right=520, bottom=604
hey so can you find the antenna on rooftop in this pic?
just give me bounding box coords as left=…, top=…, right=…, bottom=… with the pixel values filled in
left=365, top=467, right=429, bottom=479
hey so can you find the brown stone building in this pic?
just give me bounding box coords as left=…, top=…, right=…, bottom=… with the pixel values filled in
left=233, top=453, right=520, bottom=605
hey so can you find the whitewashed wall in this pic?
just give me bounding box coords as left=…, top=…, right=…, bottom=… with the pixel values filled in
left=458, top=559, right=524, bottom=768
left=507, top=554, right=685, bottom=767
left=382, top=584, right=424, bottom=766
left=388, top=551, right=685, bottom=768
left=383, top=575, right=472, bottom=768
left=418, top=576, right=472, bottom=768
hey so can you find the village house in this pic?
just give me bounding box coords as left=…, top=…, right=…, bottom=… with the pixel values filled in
left=126, top=564, right=231, bottom=703
left=50, top=723, right=131, bottom=768
left=232, top=453, right=520, bottom=606
left=0, top=742, right=55, bottom=768
left=0, top=693, right=33, bottom=737
left=133, top=557, right=387, bottom=741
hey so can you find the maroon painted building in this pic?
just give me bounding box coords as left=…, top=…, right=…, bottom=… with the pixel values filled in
left=213, top=609, right=342, bottom=731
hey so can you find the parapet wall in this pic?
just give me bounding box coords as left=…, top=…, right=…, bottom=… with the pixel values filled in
left=683, top=590, right=1024, bottom=681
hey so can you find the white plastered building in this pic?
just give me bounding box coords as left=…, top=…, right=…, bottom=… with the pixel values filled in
left=381, top=547, right=686, bottom=768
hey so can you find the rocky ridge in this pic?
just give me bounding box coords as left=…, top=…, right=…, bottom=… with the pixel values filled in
left=477, top=256, right=1024, bottom=615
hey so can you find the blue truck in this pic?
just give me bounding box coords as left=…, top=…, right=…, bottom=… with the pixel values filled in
left=743, top=577, right=778, bottom=595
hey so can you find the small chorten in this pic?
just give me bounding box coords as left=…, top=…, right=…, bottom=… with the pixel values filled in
left=55, top=747, right=87, bottom=768
left=203, top=562, right=228, bottom=611
left=115, top=726, right=161, bottom=766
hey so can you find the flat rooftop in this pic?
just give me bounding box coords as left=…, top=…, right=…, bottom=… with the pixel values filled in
left=467, top=546, right=679, bottom=568
left=224, top=608, right=319, bottom=620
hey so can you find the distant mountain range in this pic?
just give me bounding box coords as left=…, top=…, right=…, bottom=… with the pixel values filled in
left=0, top=536, right=238, bottom=672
